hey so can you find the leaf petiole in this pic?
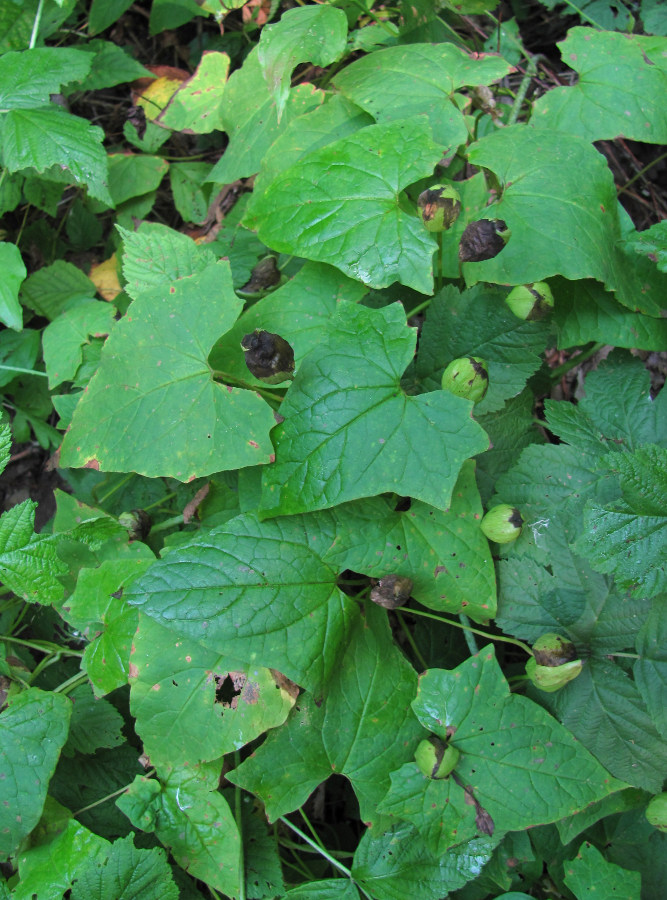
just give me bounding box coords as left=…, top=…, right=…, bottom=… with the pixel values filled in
left=405, top=606, right=533, bottom=656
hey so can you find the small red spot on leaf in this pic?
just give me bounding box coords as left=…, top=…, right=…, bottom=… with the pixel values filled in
left=84, top=458, right=100, bottom=470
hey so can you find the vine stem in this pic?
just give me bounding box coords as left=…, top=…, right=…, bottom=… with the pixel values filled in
left=3, top=635, right=83, bottom=656
left=548, top=343, right=606, bottom=381
left=395, top=610, right=428, bottom=670
left=29, top=0, right=45, bottom=48
left=617, top=150, right=667, bottom=196
left=53, top=671, right=89, bottom=694
left=406, top=606, right=533, bottom=656
left=458, top=613, right=479, bottom=655
left=0, top=365, right=48, bottom=378
left=72, top=770, right=156, bottom=817
left=234, top=753, right=246, bottom=900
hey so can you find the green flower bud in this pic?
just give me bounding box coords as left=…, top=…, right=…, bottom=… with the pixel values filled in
left=441, top=356, right=489, bottom=404
left=505, top=282, right=554, bottom=320
left=526, top=658, right=582, bottom=692
left=370, top=574, right=413, bottom=609
left=118, top=509, right=152, bottom=542
left=417, top=184, right=461, bottom=232
left=532, top=633, right=578, bottom=667
left=241, top=330, right=295, bottom=384
left=480, top=504, right=523, bottom=543
left=415, top=736, right=460, bottom=780
left=459, top=219, right=510, bottom=262
left=646, top=793, right=667, bottom=832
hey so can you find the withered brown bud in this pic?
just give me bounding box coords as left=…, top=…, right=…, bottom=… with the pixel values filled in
left=118, top=509, right=152, bottom=542
left=417, top=184, right=461, bottom=232
left=239, top=256, right=281, bottom=296
left=126, top=105, right=147, bottom=139
left=241, top=330, right=295, bottom=384
left=459, top=219, right=510, bottom=262
left=370, top=574, right=413, bottom=609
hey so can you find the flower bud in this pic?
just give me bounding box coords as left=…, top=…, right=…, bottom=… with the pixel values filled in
left=441, top=357, right=489, bottom=404
left=238, top=256, right=281, bottom=297
left=480, top=504, right=523, bottom=543
left=459, top=219, right=510, bottom=262
left=370, top=574, right=413, bottom=609
left=415, top=736, right=460, bottom=780
left=417, top=184, right=461, bottom=232
left=531, top=633, right=578, bottom=667
left=241, top=330, right=295, bottom=384
left=646, top=793, right=667, bottom=832
left=118, top=509, right=152, bottom=542
left=505, top=282, right=554, bottom=320
left=526, top=657, right=582, bottom=692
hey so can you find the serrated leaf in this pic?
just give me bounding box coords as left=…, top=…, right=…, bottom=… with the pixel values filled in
left=0, top=241, right=26, bottom=330
left=464, top=126, right=666, bottom=316
left=126, top=511, right=358, bottom=694
left=0, top=47, right=91, bottom=109
left=533, top=28, right=667, bottom=143
left=623, top=219, right=667, bottom=272
left=78, top=39, right=151, bottom=91
left=352, top=823, right=496, bottom=900
left=258, top=5, right=348, bottom=118
left=1, top=108, right=112, bottom=204
left=538, top=658, right=666, bottom=793
left=0, top=500, right=68, bottom=604
left=554, top=277, right=667, bottom=352
left=209, top=260, right=367, bottom=387
left=118, top=223, right=216, bottom=299
left=326, top=461, right=496, bottom=622
left=564, top=841, right=641, bottom=899
left=261, top=303, right=489, bottom=516
left=20, top=259, right=96, bottom=320
left=116, top=764, right=240, bottom=897
left=0, top=422, right=11, bottom=476
left=379, top=648, right=623, bottom=854
left=413, top=284, right=551, bottom=414
left=245, top=119, right=442, bottom=293
left=157, top=51, right=229, bottom=133
left=129, top=614, right=296, bottom=768
left=169, top=162, right=213, bottom=223
left=70, top=834, right=178, bottom=900
left=333, top=43, right=510, bottom=153
left=63, top=683, right=125, bottom=756
left=229, top=603, right=423, bottom=825
left=42, top=300, right=115, bottom=388
left=59, top=261, right=276, bottom=480
left=207, top=48, right=324, bottom=184
left=0, top=688, right=72, bottom=859
left=634, top=598, right=667, bottom=740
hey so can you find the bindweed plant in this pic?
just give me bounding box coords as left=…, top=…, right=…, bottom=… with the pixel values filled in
left=0, top=1, right=666, bottom=898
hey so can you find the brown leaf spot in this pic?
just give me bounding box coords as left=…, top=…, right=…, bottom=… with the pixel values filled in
left=129, top=663, right=139, bottom=679
left=84, top=458, right=100, bottom=470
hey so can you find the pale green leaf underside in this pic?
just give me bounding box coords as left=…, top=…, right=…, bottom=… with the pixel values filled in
left=533, top=28, right=667, bottom=144
left=261, top=303, right=489, bottom=517
left=0, top=241, right=26, bottom=331
left=246, top=119, right=441, bottom=293
left=60, top=261, right=276, bottom=481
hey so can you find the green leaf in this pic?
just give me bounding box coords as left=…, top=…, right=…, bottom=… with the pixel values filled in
left=634, top=598, right=667, bottom=740
left=229, top=603, right=423, bottom=826
left=236, top=800, right=285, bottom=900
left=63, top=683, right=125, bottom=756
left=352, top=823, right=496, bottom=900
left=333, top=43, right=510, bottom=153
left=20, top=259, right=97, bottom=320
left=284, top=881, right=359, bottom=899
left=413, top=284, right=552, bottom=414
left=207, top=48, right=324, bottom=184
left=209, top=260, right=367, bottom=387
left=70, top=834, right=179, bottom=900
left=623, top=219, right=667, bottom=272
left=464, top=126, right=666, bottom=317
left=380, top=648, right=624, bottom=853
left=555, top=788, right=649, bottom=845
left=564, top=841, right=641, bottom=899
left=533, top=28, right=667, bottom=144
left=0, top=422, right=11, bottom=476
left=42, top=300, right=115, bottom=388
left=0, top=47, right=91, bottom=109
left=107, top=153, right=169, bottom=206
left=554, top=277, right=667, bottom=352
left=126, top=510, right=358, bottom=694
left=78, top=39, right=151, bottom=91
left=326, top=461, right=496, bottom=622
left=0, top=241, right=26, bottom=330
left=0, top=500, right=68, bottom=604
left=642, top=0, right=667, bottom=34
left=129, top=614, right=297, bottom=768
left=88, top=0, right=134, bottom=35
left=1, top=107, right=112, bottom=205
left=258, top=5, right=348, bottom=118
left=59, top=261, right=276, bottom=480
left=0, top=688, right=72, bottom=860
left=116, top=764, right=240, bottom=897
left=157, top=51, right=229, bottom=133
left=169, top=162, right=214, bottom=223
left=261, top=303, right=489, bottom=516
left=118, top=222, right=216, bottom=299
left=245, top=119, right=442, bottom=293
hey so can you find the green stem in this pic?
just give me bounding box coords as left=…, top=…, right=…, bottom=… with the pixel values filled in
left=29, top=0, right=45, bottom=48
left=96, top=472, right=134, bottom=506
left=279, top=817, right=353, bottom=879
left=53, top=671, right=88, bottom=694
left=297, top=807, right=326, bottom=850
left=142, top=491, right=178, bottom=513
left=483, top=12, right=531, bottom=63
left=406, top=606, right=533, bottom=656
left=607, top=652, right=640, bottom=659
left=349, top=0, right=397, bottom=36
left=436, top=231, right=444, bottom=293
left=0, top=365, right=47, bottom=378
left=149, top=513, right=191, bottom=535
left=407, top=297, right=432, bottom=319
left=617, top=150, right=667, bottom=196
left=3, top=635, right=83, bottom=656
left=559, top=0, right=605, bottom=29
left=72, top=770, right=155, bottom=817
left=235, top=753, right=246, bottom=900
left=507, top=59, right=536, bottom=127
left=458, top=614, right=479, bottom=655
left=548, top=343, right=605, bottom=381
left=395, top=610, right=428, bottom=671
